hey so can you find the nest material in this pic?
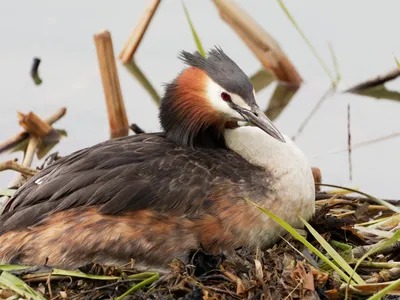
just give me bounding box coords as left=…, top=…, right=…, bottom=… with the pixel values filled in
left=0, top=190, right=399, bottom=299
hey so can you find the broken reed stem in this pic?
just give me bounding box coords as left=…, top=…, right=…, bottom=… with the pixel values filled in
left=94, top=30, right=129, bottom=139
left=130, top=123, right=146, bottom=134
left=18, top=111, right=52, bottom=138
left=0, top=160, right=38, bottom=176
left=353, top=242, right=400, bottom=258
left=7, top=136, right=39, bottom=190
left=315, top=192, right=400, bottom=206
left=119, top=0, right=161, bottom=64
left=22, top=136, right=39, bottom=168
left=354, top=262, right=400, bottom=269
left=213, top=0, right=302, bottom=86
left=30, top=57, right=43, bottom=85
left=347, top=104, right=352, bottom=181
left=311, top=167, right=322, bottom=192
left=345, top=68, right=400, bottom=93
left=0, top=107, right=67, bottom=154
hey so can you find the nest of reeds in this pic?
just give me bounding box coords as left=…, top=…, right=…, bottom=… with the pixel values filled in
left=1, top=187, right=399, bottom=300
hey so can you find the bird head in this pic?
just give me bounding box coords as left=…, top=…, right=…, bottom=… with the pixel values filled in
left=159, top=47, right=285, bottom=148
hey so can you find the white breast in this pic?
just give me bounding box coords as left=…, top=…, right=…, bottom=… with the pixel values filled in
left=224, top=126, right=315, bottom=241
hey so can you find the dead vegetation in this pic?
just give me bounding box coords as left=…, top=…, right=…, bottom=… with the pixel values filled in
left=0, top=181, right=399, bottom=299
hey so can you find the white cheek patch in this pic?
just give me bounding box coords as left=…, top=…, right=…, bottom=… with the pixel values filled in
left=206, top=77, right=248, bottom=120
left=230, top=94, right=251, bottom=110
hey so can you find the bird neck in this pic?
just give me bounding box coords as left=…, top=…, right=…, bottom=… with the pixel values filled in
left=159, top=68, right=228, bottom=149
left=224, top=126, right=311, bottom=175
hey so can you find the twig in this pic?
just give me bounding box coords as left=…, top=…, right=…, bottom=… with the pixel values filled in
left=23, top=136, right=39, bottom=169
left=0, top=107, right=67, bottom=153
left=321, top=132, right=400, bottom=156
left=130, top=124, right=146, bottom=134
left=119, top=0, right=161, bottom=63
left=79, top=279, right=143, bottom=294
left=17, top=111, right=53, bottom=138
left=6, top=136, right=39, bottom=190
left=94, top=30, right=129, bottom=139
left=353, top=242, right=400, bottom=258
left=347, top=104, right=352, bottom=181
left=353, top=262, right=400, bottom=269
left=0, top=159, right=38, bottom=176
left=46, top=272, right=53, bottom=299
left=220, top=265, right=245, bottom=295
left=345, top=68, right=400, bottom=93
left=292, top=85, right=335, bottom=141
left=212, top=0, right=302, bottom=87
left=202, top=286, right=241, bottom=298
left=316, top=183, right=400, bottom=213
left=30, top=57, right=42, bottom=85
left=315, top=192, right=400, bottom=206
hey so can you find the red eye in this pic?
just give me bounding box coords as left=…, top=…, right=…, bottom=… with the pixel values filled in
left=221, top=92, right=231, bottom=102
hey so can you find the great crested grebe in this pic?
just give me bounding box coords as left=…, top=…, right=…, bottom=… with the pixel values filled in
left=0, top=48, right=315, bottom=270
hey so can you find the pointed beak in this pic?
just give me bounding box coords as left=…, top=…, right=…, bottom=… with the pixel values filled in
left=235, top=106, right=286, bottom=143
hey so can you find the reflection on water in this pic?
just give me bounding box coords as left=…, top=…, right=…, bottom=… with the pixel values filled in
left=0, top=1, right=400, bottom=198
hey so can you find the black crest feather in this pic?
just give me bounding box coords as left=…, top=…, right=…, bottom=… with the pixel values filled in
left=179, top=47, right=254, bottom=101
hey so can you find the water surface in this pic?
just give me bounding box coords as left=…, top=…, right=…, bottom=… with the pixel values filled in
left=1, top=1, right=399, bottom=198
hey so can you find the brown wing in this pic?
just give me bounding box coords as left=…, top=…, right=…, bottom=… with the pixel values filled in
left=0, top=133, right=261, bottom=233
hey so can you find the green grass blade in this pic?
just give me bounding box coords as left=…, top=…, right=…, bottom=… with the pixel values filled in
left=0, top=271, right=46, bottom=300
left=127, top=272, right=157, bottom=280
left=116, top=273, right=159, bottom=300
left=0, top=265, right=156, bottom=282
left=395, top=57, right=400, bottom=70
left=344, top=230, right=400, bottom=296
left=330, top=240, right=352, bottom=251
left=0, top=265, right=29, bottom=271
left=353, top=230, right=400, bottom=275
left=366, top=280, right=400, bottom=299
left=124, top=61, right=160, bottom=106
left=51, top=268, right=121, bottom=280
left=182, top=0, right=206, bottom=57
left=329, top=42, right=341, bottom=83
left=277, top=0, right=336, bottom=84
left=299, top=216, right=365, bottom=284
left=246, top=199, right=355, bottom=284
left=316, top=183, right=400, bottom=213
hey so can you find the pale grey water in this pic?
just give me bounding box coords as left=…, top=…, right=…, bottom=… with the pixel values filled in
left=0, top=1, right=399, bottom=198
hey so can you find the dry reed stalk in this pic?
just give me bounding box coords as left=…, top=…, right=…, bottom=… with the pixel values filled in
left=94, top=30, right=129, bottom=139
left=18, top=111, right=52, bottom=138
left=345, top=68, right=400, bottom=93
left=213, top=0, right=302, bottom=86
left=347, top=104, right=352, bottom=181
left=119, top=0, right=161, bottom=64
left=0, top=159, right=38, bottom=176
left=4, top=136, right=40, bottom=195
left=0, top=108, right=66, bottom=153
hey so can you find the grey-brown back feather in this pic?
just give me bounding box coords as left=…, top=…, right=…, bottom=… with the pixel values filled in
left=0, top=133, right=267, bottom=233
